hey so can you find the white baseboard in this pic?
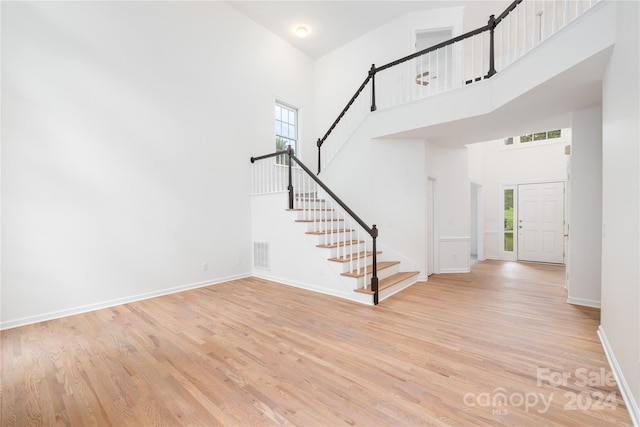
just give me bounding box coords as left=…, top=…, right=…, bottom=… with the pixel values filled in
left=252, top=272, right=374, bottom=306
left=0, top=273, right=251, bottom=331
left=567, top=297, right=601, bottom=308
left=598, top=326, right=640, bottom=426
left=440, top=267, right=471, bottom=274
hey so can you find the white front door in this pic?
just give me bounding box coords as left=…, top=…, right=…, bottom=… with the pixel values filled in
left=517, top=182, right=565, bottom=264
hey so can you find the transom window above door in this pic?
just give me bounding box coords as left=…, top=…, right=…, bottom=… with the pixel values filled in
left=503, top=129, right=565, bottom=149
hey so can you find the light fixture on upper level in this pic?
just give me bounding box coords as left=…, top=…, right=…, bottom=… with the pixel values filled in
left=294, top=25, right=311, bottom=39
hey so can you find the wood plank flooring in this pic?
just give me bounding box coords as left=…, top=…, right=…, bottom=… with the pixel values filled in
left=1, top=260, right=632, bottom=426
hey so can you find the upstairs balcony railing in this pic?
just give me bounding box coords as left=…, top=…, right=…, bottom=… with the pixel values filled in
left=316, top=0, right=601, bottom=173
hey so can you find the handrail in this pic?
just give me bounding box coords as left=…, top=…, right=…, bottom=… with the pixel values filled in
left=496, top=0, right=523, bottom=24
left=251, top=146, right=380, bottom=304
left=376, top=24, right=490, bottom=73
left=315, top=0, right=524, bottom=174
left=250, top=150, right=289, bottom=163
left=316, top=72, right=373, bottom=174
left=291, top=153, right=376, bottom=238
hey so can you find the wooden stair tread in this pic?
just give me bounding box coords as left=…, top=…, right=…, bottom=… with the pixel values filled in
left=354, top=271, right=419, bottom=294
left=295, top=219, right=344, bottom=223
left=317, top=240, right=363, bottom=249
left=379, top=272, right=420, bottom=290
left=286, top=196, right=416, bottom=301
left=306, top=229, right=353, bottom=235
left=341, top=261, right=400, bottom=278
left=287, top=208, right=334, bottom=212
left=328, top=251, right=382, bottom=263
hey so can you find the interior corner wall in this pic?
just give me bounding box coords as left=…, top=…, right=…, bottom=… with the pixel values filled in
left=600, top=0, right=640, bottom=420
left=1, top=1, right=315, bottom=328
left=567, top=106, right=602, bottom=308
left=436, top=147, right=471, bottom=273
left=319, top=123, right=429, bottom=277
left=314, top=7, right=463, bottom=134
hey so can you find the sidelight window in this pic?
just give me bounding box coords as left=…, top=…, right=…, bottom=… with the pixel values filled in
left=504, top=188, right=514, bottom=252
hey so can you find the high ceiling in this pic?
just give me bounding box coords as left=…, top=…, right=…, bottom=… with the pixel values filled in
left=226, top=1, right=466, bottom=58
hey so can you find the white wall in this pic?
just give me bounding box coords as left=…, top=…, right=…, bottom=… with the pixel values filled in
left=600, top=0, right=640, bottom=421
left=567, top=106, right=602, bottom=308
left=462, top=1, right=512, bottom=32
left=250, top=193, right=371, bottom=305
left=317, top=111, right=474, bottom=279
left=318, top=121, right=430, bottom=277
left=467, top=136, right=569, bottom=261
left=437, top=147, right=471, bottom=273
left=1, top=1, right=315, bottom=328
left=314, top=7, right=464, bottom=135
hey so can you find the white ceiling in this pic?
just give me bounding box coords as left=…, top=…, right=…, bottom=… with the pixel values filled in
left=226, top=0, right=608, bottom=145
left=226, top=1, right=466, bottom=59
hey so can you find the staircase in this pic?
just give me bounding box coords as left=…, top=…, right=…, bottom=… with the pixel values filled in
left=288, top=194, right=419, bottom=303
left=250, top=0, right=607, bottom=305
left=250, top=149, right=420, bottom=305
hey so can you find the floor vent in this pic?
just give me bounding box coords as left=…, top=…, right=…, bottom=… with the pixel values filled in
left=253, top=242, right=270, bottom=269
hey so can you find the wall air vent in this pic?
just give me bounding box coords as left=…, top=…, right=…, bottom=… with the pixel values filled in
left=253, top=242, right=270, bottom=270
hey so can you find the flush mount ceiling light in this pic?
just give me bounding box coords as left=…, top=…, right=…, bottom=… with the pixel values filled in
left=294, top=25, right=311, bottom=39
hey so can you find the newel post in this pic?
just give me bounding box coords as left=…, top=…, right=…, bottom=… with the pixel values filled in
left=369, top=64, right=377, bottom=112
left=317, top=138, right=322, bottom=175
left=287, top=146, right=294, bottom=209
left=487, top=14, right=497, bottom=78
left=371, top=224, right=379, bottom=305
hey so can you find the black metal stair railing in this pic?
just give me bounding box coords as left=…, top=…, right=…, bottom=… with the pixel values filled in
left=249, top=0, right=600, bottom=302
left=315, top=0, right=599, bottom=174
left=315, top=1, right=522, bottom=174
left=251, top=147, right=381, bottom=304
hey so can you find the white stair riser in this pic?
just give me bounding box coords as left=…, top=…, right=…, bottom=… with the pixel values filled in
left=350, top=264, right=401, bottom=289
left=290, top=197, right=416, bottom=304
left=326, top=255, right=376, bottom=274
left=379, top=275, right=419, bottom=301
left=302, top=221, right=345, bottom=233
left=319, top=242, right=368, bottom=258
left=294, top=211, right=340, bottom=221
left=314, top=232, right=357, bottom=246
left=294, top=201, right=327, bottom=210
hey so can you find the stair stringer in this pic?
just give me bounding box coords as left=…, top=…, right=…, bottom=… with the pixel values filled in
left=251, top=192, right=373, bottom=305
left=289, top=201, right=421, bottom=302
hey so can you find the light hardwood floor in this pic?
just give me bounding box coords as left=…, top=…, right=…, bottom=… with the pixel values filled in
left=1, top=260, right=632, bottom=426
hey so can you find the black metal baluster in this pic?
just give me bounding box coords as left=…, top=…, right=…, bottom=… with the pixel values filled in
left=369, top=64, right=377, bottom=112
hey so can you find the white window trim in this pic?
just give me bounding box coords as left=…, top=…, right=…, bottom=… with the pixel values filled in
left=500, top=184, right=517, bottom=261
left=499, top=128, right=571, bottom=151
left=274, top=99, right=301, bottom=159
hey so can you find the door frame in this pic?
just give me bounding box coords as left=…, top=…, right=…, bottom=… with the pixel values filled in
left=499, top=184, right=518, bottom=261
left=516, top=180, right=566, bottom=264
left=499, top=180, right=567, bottom=263
left=426, top=177, right=439, bottom=277
left=470, top=181, right=485, bottom=263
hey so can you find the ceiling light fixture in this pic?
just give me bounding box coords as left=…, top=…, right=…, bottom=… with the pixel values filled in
left=294, top=25, right=311, bottom=39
